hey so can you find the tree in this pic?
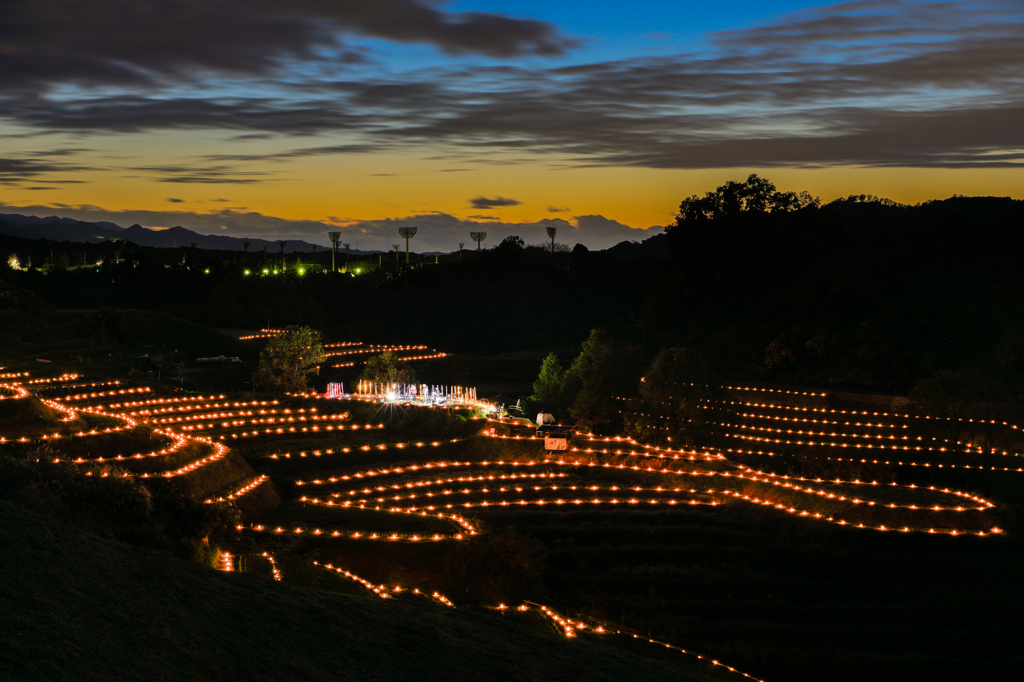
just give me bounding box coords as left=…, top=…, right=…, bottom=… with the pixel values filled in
left=668, top=173, right=819, bottom=226
left=497, top=235, right=525, bottom=250
left=910, top=369, right=1012, bottom=453
left=361, top=351, right=414, bottom=388
left=566, top=329, right=645, bottom=433
left=531, top=353, right=571, bottom=416
left=625, top=347, right=723, bottom=446
left=528, top=330, right=645, bottom=432
left=252, top=325, right=325, bottom=392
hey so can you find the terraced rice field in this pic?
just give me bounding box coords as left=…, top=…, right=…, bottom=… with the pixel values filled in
left=6, top=369, right=1021, bottom=682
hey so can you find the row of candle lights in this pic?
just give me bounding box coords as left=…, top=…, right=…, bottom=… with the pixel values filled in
left=56, top=387, right=151, bottom=402
left=312, top=560, right=454, bottom=607
left=205, top=475, right=271, bottom=504
left=504, top=602, right=765, bottom=682
left=285, top=451, right=997, bottom=535
left=724, top=397, right=1024, bottom=442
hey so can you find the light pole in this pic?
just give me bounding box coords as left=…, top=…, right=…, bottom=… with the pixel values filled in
left=398, top=226, right=417, bottom=264
left=545, top=226, right=557, bottom=254
left=342, top=243, right=350, bottom=272
left=470, top=231, right=487, bottom=251
left=393, top=244, right=400, bottom=265
left=459, top=242, right=465, bottom=259
left=328, top=231, right=340, bottom=271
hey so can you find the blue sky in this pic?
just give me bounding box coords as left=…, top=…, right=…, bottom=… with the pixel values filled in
left=1, top=1, right=1022, bottom=251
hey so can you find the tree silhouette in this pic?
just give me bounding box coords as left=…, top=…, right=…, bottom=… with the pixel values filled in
left=669, top=173, right=819, bottom=225
left=625, top=347, right=722, bottom=446
left=361, top=351, right=414, bottom=388
left=252, top=325, right=326, bottom=392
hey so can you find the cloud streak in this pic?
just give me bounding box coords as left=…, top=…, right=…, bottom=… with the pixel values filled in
left=2, top=1, right=1022, bottom=176
left=0, top=0, right=573, bottom=94
left=469, top=196, right=521, bottom=209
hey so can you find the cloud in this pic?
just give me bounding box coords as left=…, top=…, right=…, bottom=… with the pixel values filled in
left=548, top=206, right=571, bottom=213
left=166, top=198, right=184, bottom=203
left=129, top=163, right=273, bottom=184
left=0, top=0, right=573, bottom=94
left=0, top=156, right=96, bottom=185
left=0, top=202, right=658, bottom=252
left=2, top=1, right=1022, bottom=172
left=470, top=196, right=522, bottom=209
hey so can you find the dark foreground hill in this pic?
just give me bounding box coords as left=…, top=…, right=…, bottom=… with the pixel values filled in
left=0, top=500, right=727, bottom=682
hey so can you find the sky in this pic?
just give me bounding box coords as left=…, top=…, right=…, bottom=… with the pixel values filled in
left=1, top=0, right=1022, bottom=252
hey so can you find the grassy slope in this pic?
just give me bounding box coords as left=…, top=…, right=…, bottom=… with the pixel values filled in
left=0, top=500, right=726, bottom=682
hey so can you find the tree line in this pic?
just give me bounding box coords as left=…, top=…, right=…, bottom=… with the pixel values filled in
left=4, top=174, right=1024, bottom=398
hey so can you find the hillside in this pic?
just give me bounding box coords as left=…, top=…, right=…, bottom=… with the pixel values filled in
left=0, top=500, right=728, bottom=682
left=5, top=189, right=1024, bottom=396
left=0, top=216, right=382, bottom=255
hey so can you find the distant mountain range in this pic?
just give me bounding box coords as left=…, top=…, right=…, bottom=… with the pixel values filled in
left=0, top=213, right=386, bottom=255
left=3, top=195, right=1021, bottom=261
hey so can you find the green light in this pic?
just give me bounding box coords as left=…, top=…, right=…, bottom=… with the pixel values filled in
left=354, top=268, right=361, bottom=274
left=204, top=269, right=210, bottom=274
left=298, top=269, right=305, bottom=275
left=262, top=269, right=269, bottom=274
left=244, top=269, right=250, bottom=275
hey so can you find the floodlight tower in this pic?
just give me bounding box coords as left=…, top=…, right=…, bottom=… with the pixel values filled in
left=545, top=226, right=557, bottom=254
left=328, top=231, right=340, bottom=271
left=393, top=244, right=401, bottom=264
left=398, top=226, right=418, bottom=264
left=470, top=231, right=487, bottom=251
left=459, top=242, right=465, bottom=259
left=342, top=243, right=350, bottom=272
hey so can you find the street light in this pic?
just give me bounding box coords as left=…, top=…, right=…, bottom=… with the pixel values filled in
left=328, top=231, right=340, bottom=271
left=470, top=231, right=487, bottom=251
left=545, top=226, right=557, bottom=254
left=398, top=226, right=417, bottom=264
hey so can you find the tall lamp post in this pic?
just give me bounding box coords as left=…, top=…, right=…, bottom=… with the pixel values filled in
left=342, top=243, right=350, bottom=272
left=328, top=231, right=340, bottom=271
left=470, top=231, right=487, bottom=251
left=545, top=226, right=557, bottom=254
left=398, top=226, right=417, bottom=264
left=393, top=244, right=401, bottom=265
